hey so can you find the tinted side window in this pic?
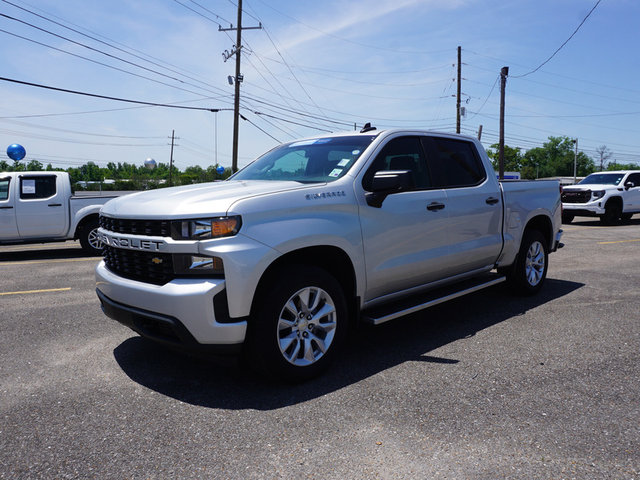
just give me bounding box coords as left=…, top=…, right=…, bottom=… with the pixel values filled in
left=20, top=176, right=57, bottom=199
left=423, top=137, right=486, bottom=188
left=627, top=173, right=640, bottom=186
left=362, top=136, right=431, bottom=190
left=0, top=178, right=9, bottom=201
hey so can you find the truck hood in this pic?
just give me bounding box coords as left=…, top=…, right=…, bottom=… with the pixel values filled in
left=564, top=184, right=618, bottom=191
left=100, top=180, right=311, bottom=218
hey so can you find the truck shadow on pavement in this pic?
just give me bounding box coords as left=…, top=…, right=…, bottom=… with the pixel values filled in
left=113, top=278, right=583, bottom=410
left=0, top=244, right=94, bottom=261
left=568, top=217, right=640, bottom=227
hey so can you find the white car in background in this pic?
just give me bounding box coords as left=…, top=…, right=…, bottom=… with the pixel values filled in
left=561, top=171, right=640, bottom=224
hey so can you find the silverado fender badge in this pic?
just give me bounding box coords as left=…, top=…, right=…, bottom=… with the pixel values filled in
left=305, top=190, right=346, bottom=200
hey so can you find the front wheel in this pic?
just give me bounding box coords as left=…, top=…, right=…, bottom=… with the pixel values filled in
left=79, top=219, right=103, bottom=255
left=601, top=203, right=621, bottom=225
left=246, top=265, right=348, bottom=382
left=506, top=230, right=548, bottom=295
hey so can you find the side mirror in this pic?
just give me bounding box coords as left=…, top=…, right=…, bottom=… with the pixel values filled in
left=625, top=181, right=635, bottom=190
left=365, top=170, right=414, bottom=208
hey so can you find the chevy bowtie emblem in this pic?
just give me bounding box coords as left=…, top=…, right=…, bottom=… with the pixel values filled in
left=151, top=257, right=163, bottom=265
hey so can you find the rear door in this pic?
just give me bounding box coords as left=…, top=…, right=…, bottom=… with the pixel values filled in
left=358, top=135, right=450, bottom=301
left=421, top=136, right=503, bottom=275
left=0, top=175, right=19, bottom=240
left=15, top=174, right=69, bottom=238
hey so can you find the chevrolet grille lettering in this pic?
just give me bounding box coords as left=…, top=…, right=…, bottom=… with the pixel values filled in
left=98, top=232, right=162, bottom=251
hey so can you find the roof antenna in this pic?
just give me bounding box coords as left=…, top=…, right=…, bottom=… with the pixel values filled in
left=360, top=122, right=377, bottom=133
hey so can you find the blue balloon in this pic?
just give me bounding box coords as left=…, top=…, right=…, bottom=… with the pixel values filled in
left=7, top=144, right=26, bottom=161
left=216, top=166, right=225, bottom=175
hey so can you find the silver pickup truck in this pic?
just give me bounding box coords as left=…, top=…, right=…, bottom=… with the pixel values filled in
left=0, top=171, right=115, bottom=254
left=96, top=128, right=563, bottom=381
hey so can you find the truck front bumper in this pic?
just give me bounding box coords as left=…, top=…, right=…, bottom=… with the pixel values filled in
left=562, top=202, right=605, bottom=216
left=95, top=260, right=247, bottom=350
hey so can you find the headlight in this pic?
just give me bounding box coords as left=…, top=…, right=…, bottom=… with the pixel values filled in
left=591, top=190, right=606, bottom=200
left=171, top=216, right=241, bottom=240
left=173, top=254, right=224, bottom=276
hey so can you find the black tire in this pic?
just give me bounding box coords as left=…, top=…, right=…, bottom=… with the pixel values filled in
left=601, top=202, right=621, bottom=225
left=246, top=265, right=348, bottom=382
left=79, top=219, right=103, bottom=255
left=561, top=213, right=575, bottom=224
left=621, top=213, right=633, bottom=222
left=506, top=229, right=548, bottom=296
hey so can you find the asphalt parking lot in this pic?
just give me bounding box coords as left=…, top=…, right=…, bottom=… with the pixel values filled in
left=1, top=219, right=639, bottom=480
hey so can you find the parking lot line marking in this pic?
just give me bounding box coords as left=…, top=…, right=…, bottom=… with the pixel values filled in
left=598, top=239, right=640, bottom=245
left=0, top=287, right=71, bottom=296
left=0, top=258, right=100, bottom=266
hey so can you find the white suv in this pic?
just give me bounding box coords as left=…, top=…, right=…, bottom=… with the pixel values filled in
left=562, top=170, right=640, bottom=224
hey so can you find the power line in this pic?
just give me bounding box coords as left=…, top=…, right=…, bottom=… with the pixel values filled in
left=511, top=0, right=603, bottom=78
left=1, top=0, right=230, bottom=97
left=0, top=76, right=225, bottom=111
left=240, top=113, right=281, bottom=142
left=0, top=13, right=230, bottom=99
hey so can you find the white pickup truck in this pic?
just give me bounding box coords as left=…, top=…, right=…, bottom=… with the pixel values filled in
left=0, top=171, right=115, bottom=254
left=95, top=128, right=563, bottom=381
left=561, top=170, right=640, bottom=224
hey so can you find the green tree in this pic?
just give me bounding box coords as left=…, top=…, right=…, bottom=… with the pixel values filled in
left=523, top=136, right=595, bottom=178
left=486, top=144, right=524, bottom=175
left=26, top=160, right=44, bottom=170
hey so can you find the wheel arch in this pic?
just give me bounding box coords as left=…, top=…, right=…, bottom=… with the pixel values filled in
left=73, top=213, right=99, bottom=240
left=523, top=214, right=553, bottom=251
left=605, top=195, right=623, bottom=209
left=251, top=245, right=359, bottom=325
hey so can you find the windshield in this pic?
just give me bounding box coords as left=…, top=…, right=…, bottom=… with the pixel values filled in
left=579, top=173, right=625, bottom=186
left=231, top=135, right=377, bottom=183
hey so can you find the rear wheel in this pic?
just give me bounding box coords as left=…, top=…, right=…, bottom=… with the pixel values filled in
left=247, top=265, right=348, bottom=382
left=79, top=219, right=103, bottom=255
left=506, top=230, right=548, bottom=295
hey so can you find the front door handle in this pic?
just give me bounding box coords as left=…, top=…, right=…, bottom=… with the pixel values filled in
left=486, top=197, right=500, bottom=205
left=427, top=202, right=445, bottom=211
left=0, top=206, right=13, bottom=209
left=48, top=203, right=62, bottom=207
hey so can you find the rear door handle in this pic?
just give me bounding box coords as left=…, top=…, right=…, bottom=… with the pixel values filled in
left=427, top=202, right=445, bottom=211
left=486, top=197, right=500, bottom=205
left=48, top=203, right=62, bottom=207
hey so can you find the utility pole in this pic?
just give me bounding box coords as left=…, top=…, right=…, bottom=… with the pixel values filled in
left=498, top=66, right=509, bottom=181
left=169, top=129, right=176, bottom=187
left=573, top=138, right=578, bottom=184
left=219, top=0, right=261, bottom=173
left=456, top=46, right=461, bottom=134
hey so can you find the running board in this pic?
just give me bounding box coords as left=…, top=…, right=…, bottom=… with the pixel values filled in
left=362, top=273, right=506, bottom=325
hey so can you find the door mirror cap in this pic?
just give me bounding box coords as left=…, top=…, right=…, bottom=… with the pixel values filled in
left=625, top=181, right=635, bottom=190
left=366, top=170, right=414, bottom=207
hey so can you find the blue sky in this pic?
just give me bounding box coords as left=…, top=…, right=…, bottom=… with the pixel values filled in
left=0, top=0, right=638, bottom=171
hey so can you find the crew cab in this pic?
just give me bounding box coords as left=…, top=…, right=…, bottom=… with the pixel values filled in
left=0, top=171, right=116, bottom=254
left=561, top=170, right=640, bottom=224
left=95, top=128, right=563, bottom=381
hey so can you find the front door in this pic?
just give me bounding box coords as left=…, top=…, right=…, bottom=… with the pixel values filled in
left=359, top=136, right=450, bottom=302
left=15, top=174, right=68, bottom=238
